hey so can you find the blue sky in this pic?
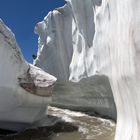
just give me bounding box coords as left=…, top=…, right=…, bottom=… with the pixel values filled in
left=0, top=0, right=65, bottom=63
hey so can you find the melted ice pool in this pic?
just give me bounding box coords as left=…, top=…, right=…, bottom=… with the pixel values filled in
left=48, top=107, right=116, bottom=140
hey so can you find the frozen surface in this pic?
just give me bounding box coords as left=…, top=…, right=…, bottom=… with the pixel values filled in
left=93, top=1, right=140, bottom=140
left=0, top=19, right=56, bottom=131
left=34, top=0, right=116, bottom=120
left=52, top=75, right=116, bottom=120
left=34, top=0, right=140, bottom=139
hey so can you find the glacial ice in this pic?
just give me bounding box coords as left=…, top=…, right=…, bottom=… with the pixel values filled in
left=34, top=0, right=140, bottom=139
left=93, top=0, right=140, bottom=140
left=34, top=0, right=116, bottom=120
left=0, top=19, right=56, bottom=131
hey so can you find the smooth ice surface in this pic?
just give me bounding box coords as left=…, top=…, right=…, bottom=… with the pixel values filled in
left=93, top=1, right=140, bottom=140
left=0, top=19, right=56, bottom=131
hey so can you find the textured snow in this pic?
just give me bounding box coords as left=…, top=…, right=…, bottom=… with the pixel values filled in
left=0, top=19, right=56, bottom=131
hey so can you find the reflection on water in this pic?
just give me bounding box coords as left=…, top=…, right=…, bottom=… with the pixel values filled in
left=48, top=107, right=116, bottom=140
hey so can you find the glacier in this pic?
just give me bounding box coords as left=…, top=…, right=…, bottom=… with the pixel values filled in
left=0, top=19, right=56, bottom=131
left=34, top=0, right=116, bottom=120
left=93, top=0, right=140, bottom=140
left=34, top=0, right=140, bottom=140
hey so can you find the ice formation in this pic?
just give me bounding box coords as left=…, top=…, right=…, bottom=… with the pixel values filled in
left=34, top=0, right=140, bottom=139
left=0, top=19, right=56, bottom=131
left=93, top=1, right=140, bottom=140
left=34, top=0, right=116, bottom=120
left=52, top=75, right=116, bottom=120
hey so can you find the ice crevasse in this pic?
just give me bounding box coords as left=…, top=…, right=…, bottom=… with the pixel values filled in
left=34, top=0, right=140, bottom=140
left=34, top=0, right=116, bottom=120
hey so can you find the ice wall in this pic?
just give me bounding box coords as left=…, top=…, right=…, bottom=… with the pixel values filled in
left=93, top=0, right=140, bottom=140
left=35, top=0, right=140, bottom=139
left=34, top=3, right=73, bottom=81
left=52, top=75, right=116, bottom=120
left=0, top=19, right=56, bottom=130
left=34, top=0, right=101, bottom=82
left=34, top=0, right=116, bottom=120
